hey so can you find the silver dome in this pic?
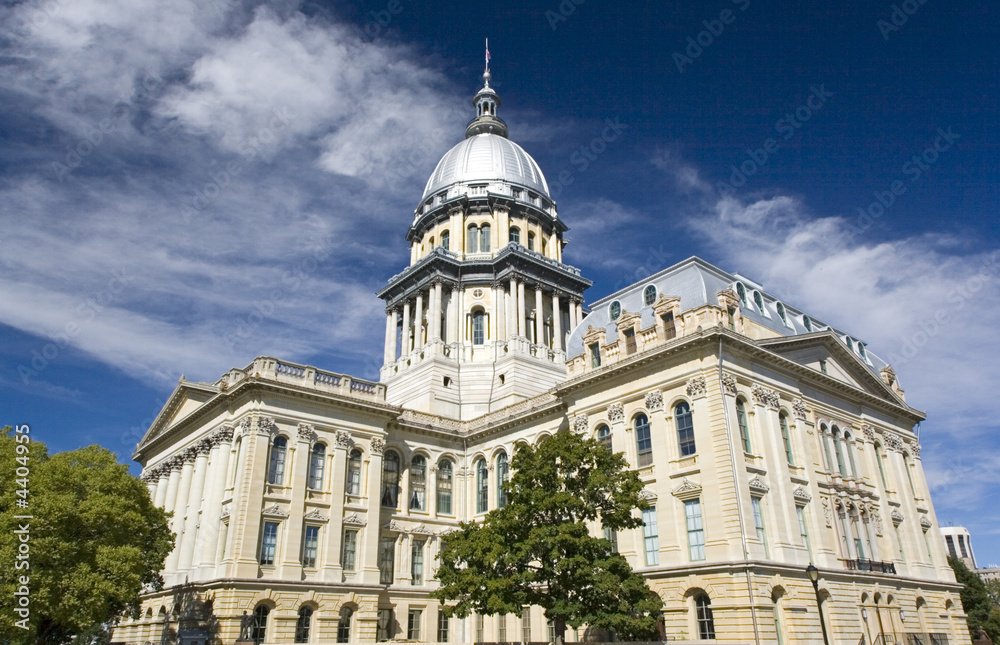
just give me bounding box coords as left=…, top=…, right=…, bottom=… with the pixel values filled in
left=421, top=133, right=550, bottom=204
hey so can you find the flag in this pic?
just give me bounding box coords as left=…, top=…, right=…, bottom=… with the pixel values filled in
left=485, top=38, right=491, bottom=64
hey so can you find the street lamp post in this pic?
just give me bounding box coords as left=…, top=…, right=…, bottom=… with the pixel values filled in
left=807, top=565, right=831, bottom=645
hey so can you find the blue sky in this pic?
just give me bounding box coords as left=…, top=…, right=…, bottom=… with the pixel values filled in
left=1, top=0, right=998, bottom=563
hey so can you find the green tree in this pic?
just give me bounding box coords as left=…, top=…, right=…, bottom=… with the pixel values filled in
left=433, top=431, right=664, bottom=643
left=949, top=556, right=1000, bottom=643
left=0, top=427, right=174, bottom=644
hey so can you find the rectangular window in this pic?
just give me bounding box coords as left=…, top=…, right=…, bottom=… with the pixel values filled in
left=603, top=525, right=619, bottom=553
left=663, top=312, right=676, bottom=339
left=476, top=614, right=484, bottom=643
left=521, top=608, right=531, bottom=644
left=946, top=535, right=957, bottom=557
left=959, top=535, right=969, bottom=558
left=642, top=507, right=659, bottom=566
left=408, top=609, right=422, bottom=641
left=589, top=342, right=601, bottom=368
left=379, top=536, right=395, bottom=584
left=437, top=611, right=449, bottom=643
left=377, top=609, right=393, bottom=641
left=412, top=540, right=425, bottom=585
left=752, top=497, right=769, bottom=558
left=685, top=499, right=706, bottom=561
left=260, top=522, right=278, bottom=565
left=498, top=614, right=507, bottom=643
left=342, top=530, right=358, bottom=571
left=624, top=328, right=637, bottom=355
left=796, top=506, right=814, bottom=561
left=302, top=525, right=319, bottom=568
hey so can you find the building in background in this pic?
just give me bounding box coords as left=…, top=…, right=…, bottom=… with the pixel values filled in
left=941, top=526, right=978, bottom=570
left=112, top=63, right=972, bottom=645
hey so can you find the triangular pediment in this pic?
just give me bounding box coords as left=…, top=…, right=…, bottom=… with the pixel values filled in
left=135, top=379, right=219, bottom=455
left=757, top=332, right=901, bottom=404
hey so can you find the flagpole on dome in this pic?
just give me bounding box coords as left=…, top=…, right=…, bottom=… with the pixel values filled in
left=484, top=38, right=491, bottom=87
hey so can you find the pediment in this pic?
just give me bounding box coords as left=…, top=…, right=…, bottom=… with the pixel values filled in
left=135, top=379, right=219, bottom=454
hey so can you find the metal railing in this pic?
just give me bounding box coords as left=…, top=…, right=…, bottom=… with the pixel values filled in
left=845, top=558, right=897, bottom=574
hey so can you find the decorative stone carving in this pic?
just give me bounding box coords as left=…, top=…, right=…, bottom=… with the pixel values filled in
left=792, top=398, right=807, bottom=420
left=297, top=423, right=318, bottom=442
left=256, top=416, right=278, bottom=437
left=220, top=503, right=230, bottom=521
left=909, top=442, right=922, bottom=457
left=721, top=373, right=738, bottom=396
left=686, top=376, right=707, bottom=398
left=261, top=504, right=287, bottom=518
left=383, top=520, right=405, bottom=533
left=873, top=511, right=884, bottom=536
left=863, top=424, right=876, bottom=443
left=237, top=417, right=252, bottom=437
left=639, top=489, right=657, bottom=502
left=607, top=403, right=624, bottom=425
left=303, top=510, right=329, bottom=523
left=645, top=391, right=664, bottom=412
left=672, top=478, right=702, bottom=498
left=885, top=434, right=903, bottom=452
left=822, top=499, right=832, bottom=527
left=212, top=425, right=234, bottom=444
left=370, top=437, right=385, bottom=455
left=411, top=524, right=435, bottom=535
left=751, top=384, right=780, bottom=409
left=792, top=486, right=812, bottom=503
left=572, top=414, right=589, bottom=434
left=342, top=513, right=366, bottom=527
left=194, top=439, right=212, bottom=455
left=335, top=430, right=352, bottom=449
left=748, top=475, right=770, bottom=494
left=920, top=516, right=932, bottom=531
left=891, top=509, right=904, bottom=524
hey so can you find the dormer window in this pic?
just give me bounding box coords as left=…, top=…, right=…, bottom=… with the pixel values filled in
left=735, top=282, right=748, bottom=306
left=859, top=343, right=868, bottom=360
left=776, top=302, right=788, bottom=326
left=752, top=291, right=765, bottom=315
left=609, top=301, right=622, bottom=321
left=643, top=285, right=657, bottom=306
left=802, top=315, right=813, bottom=332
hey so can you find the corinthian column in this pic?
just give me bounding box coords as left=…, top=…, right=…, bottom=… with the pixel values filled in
left=177, top=441, right=211, bottom=573
left=194, top=426, right=233, bottom=578
left=164, top=450, right=196, bottom=578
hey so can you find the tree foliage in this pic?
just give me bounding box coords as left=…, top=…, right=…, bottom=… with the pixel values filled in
left=433, top=431, right=664, bottom=642
left=0, top=428, right=174, bottom=644
left=949, top=556, right=1000, bottom=643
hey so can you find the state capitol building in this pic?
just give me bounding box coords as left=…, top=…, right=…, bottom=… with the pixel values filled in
left=112, top=61, right=972, bottom=645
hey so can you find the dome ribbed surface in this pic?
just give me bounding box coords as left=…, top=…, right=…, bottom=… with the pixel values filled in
left=421, top=133, right=549, bottom=203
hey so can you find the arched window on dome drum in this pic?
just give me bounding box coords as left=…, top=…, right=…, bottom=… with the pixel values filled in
left=381, top=451, right=400, bottom=508
left=410, top=455, right=427, bottom=511
left=268, top=436, right=287, bottom=485
left=597, top=424, right=612, bottom=450
left=472, top=310, right=485, bottom=345
left=635, top=414, right=652, bottom=467
left=467, top=225, right=478, bottom=253
left=676, top=402, right=696, bottom=456
left=528, top=231, right=536, bottom=251
left=736, top=399, right=752, bottom=454
left=496, top=452, right=509, bottom=508
left=347, top=449, right=362, bottom=495
left=509, top=227, right=520, bottom=245
left=476, top=458, right=488, bottom=513
left=437, top=460, right=453, bottom=514
left=295, top=606, right=312, bottom=643
left=480, top=224, right=491, bottom=252
left=779, top=413, right=794, bottom=466
left=441, top=230, right=450, bottom=250
left=308, top=443, right=325, bottom=490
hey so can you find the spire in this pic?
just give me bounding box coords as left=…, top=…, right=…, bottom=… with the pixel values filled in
left=465, top=39, right=508, bottom=139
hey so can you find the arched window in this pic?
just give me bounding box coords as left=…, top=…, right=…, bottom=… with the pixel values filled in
left=480, top=224, right=491, bottom=252
left=596, top=424, right=612, bottom=450
left=496, top=452, right=509, bottom=508
left=441, top=230, right=450, bottom=251
left=467, top=225, right=479, bottom=253
left=753, top=290, right=765, bottom=314
left=820, top=424, right=834, bottom=472
left=472, top=310, right=485, bottom=345
left=609, top=301, right=622, bottom=321
left=903, top=453, right=917, bottom=496
left=252, top=605, right=270, bottom=645
left=643, top=285, right=657, bottom=306
left=410, top=455, right=427, bottom=511
left=676, top=402, right=696, bottom=456
left=295, top=606, right=313, bottom=643
left=437, top=460, right=453, bottom=514
left=779, top=413, right=794, bottom=465
left=776, top=302, right=788, bottom=326
left=832, top=428, right=847, bottom=477
left=308, top=444, right=326, bottom=490
left=844, top=432, right=858, bottom=477
left=347, top=449, right=362, bottom=496
left=736, top=399, right=752, bottom=454
left=508, top=227, right=521, bottom=245
left=338, top=607, right=352, bottom=643
left=381, top=451, right=400, bottom=508
left=528, top=231, right=536, bottom=251
left=695, top=594, right=716, bottom=640
left=268, top=436, right=287, bottom=485
left=735, top=282, right=747, bottom=306
left=635, top=414, right=653, bottom=467
left=476, top=459, right=489, bottom=513
left=874, top=444, right=889, bottom=488
left=803, top=315, right=813, bottom=332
